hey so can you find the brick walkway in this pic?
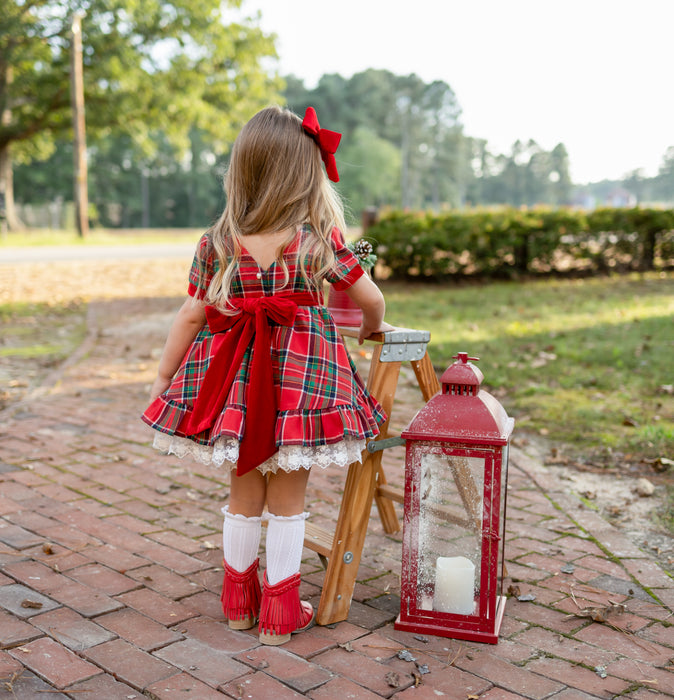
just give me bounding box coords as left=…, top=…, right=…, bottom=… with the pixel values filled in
left=1, top=294, right=673, bottom=699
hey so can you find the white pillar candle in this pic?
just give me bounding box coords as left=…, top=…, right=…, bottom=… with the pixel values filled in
left=434, top=556, right=475, bottom=615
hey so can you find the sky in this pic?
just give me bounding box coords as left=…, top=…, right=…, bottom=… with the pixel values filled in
left=237, top=0, right=673, bottom=184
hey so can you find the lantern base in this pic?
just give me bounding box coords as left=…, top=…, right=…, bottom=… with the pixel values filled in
left=394, top=595, right=506, bottom=645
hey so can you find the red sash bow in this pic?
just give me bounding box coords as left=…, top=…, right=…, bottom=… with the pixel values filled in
left=179, top=292, right=320, bottom=476
left=302, top=107, right=341, bottom=183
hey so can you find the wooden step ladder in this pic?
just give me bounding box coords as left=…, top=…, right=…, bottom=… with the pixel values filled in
left=303, top=327, right=441, bottom=626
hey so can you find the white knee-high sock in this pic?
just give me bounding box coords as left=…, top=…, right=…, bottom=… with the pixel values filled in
left=221, top=506, right=262, bottom=573
left=265, top=511, right=309, bottom=586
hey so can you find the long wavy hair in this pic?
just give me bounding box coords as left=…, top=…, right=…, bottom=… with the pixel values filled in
left=202, top=105, right=346, bottom=309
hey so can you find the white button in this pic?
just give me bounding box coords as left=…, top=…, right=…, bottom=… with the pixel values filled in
left=256, top=272, right=262, bottom=279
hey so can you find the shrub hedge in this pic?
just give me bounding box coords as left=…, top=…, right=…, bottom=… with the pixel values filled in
left=366, top=207, right=674, bottom=279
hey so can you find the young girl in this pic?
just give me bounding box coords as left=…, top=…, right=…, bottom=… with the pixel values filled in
left=142, top=105, right=389, bottom=645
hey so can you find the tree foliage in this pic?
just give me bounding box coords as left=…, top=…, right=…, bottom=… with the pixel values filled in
left=0, top=0, right=282, bottom=227
left=465, top=138, right=573, bottom=207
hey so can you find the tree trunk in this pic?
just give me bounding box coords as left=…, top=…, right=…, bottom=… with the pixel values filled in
left=0, top=143, right=22, bottom=231
left=1, top=58, right=22, bottom=232
left=141, top=169, right=150, bottom=228
left=70, top=12, right=89, bottom=238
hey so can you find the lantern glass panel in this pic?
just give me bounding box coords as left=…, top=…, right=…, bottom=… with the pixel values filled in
left=414, top=448, right=484, bottom=616
left=496, top=444, right=509, bottom=598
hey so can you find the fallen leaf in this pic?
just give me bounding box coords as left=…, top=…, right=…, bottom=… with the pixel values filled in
left=569, top=602, right=625, bottom=623
left=646, top=456, right=673, bottom=472
left=21, top=599, right=43, bottom=609
left=385, top=671, right=400, bottom=688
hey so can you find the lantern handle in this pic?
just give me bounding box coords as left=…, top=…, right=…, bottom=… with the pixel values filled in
left=452, top=352, right=480, bottom=364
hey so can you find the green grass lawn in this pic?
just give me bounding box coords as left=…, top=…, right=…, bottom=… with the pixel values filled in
left=379, top=272, right=674, bottom=467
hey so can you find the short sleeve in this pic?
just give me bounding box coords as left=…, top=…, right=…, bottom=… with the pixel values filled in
left=187, top=233, right=215, bottom=299
left=325, top=228, right=365, bottom=291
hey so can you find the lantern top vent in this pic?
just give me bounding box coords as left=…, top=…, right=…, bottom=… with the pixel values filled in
left=441, top=353, right=484, bottom=397
left=402, top=351, right=514, bottom=446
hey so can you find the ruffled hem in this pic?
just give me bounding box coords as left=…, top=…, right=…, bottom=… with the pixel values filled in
left=152, top=431, right=366, bottom=475
left=143, top=398, right=385, bottom=448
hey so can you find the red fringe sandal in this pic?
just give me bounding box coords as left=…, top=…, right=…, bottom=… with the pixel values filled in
left=258, top=571, right=314, bottom=645
left=221, top=558, right=262, bottom=630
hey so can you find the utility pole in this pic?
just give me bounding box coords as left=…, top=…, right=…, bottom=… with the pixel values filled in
left=70, top=11, right=89, bottom=237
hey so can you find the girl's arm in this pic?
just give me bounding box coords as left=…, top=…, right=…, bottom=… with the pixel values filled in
left=344, top=275, right=394, bottom=344
left=149, top=296, right=207, bottom=400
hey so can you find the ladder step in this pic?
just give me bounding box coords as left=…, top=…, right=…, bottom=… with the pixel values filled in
left=376, top=484, right=404, bottom=504
left=304, top=521, right=333, bottom=558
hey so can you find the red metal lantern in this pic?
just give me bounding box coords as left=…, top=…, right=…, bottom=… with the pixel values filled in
left=328, top=287, right=363, bottom=327
left=395, top=352, right=514, bottom=644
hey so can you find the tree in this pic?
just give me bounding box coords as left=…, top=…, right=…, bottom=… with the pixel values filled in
left=655, top=147, right=674, bottom=203
left=414, top=79, right=463, bottom=208
left=338, top=127, right=401, bottom=220
left=549, top=143, right=572, bottom=205
left=0, top=0, right=282, bottom=229
left=465, top=138, right=573, bottom=207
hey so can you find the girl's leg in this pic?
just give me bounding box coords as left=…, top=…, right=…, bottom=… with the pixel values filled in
left=221, top=506, right=261, bottom=573
left=265, top=466, right=311, bottom=584
left=259, top=467, right=314, bottom=644
left=229, top=467, right=267, bottom=517
left=221, top=468, right=267, bottom=629
left=265, top=466, right=310, bottom=516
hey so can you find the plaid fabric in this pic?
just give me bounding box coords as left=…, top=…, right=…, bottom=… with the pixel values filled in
left=143, top=226, right=386, bottom=447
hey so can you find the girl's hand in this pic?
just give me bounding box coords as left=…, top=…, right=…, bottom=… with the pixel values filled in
left=358, top=320, right=395, bottom=345
left=149, top=375, right=172, bottom=402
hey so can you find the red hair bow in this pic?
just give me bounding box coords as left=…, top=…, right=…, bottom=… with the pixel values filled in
left=302, top=106, right=341, bottom=182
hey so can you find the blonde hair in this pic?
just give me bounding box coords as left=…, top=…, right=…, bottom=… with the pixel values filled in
left=203, top=105, right=346, bottom=309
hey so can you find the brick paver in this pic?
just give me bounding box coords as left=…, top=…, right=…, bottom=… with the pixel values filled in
left=155, top=637, right=251, bottom=687
left=82, top=638, right=175, bottom=689
left=1, top=273, right=672, bottom=698
left=8, top=636, right=101, bottom=688
left=31, top=606, right=116, bottom=651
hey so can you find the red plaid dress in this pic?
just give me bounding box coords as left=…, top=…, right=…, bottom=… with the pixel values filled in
left=142, top=225, right=386, bottom=474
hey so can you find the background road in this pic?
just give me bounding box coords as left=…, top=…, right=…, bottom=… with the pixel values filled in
left=0, top=243, right=196, bottom=264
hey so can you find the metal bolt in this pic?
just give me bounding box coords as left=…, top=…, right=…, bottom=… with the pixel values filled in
left=343, top=551, right=354, bottom=564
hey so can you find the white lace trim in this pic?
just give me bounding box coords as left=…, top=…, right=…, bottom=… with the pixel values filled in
left=152, top=432, right=365, bottom=475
